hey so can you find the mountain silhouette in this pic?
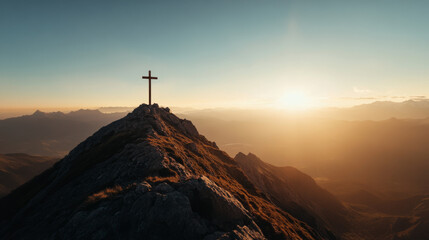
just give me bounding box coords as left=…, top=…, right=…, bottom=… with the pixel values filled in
left=0, top=104, right=335, bottom=240
left=0, top=109, right=127, bottom=156
left=319, top=99, right=429, bottom=121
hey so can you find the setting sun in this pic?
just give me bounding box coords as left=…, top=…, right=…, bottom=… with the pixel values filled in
left=278, top=91, right=314, bottom=110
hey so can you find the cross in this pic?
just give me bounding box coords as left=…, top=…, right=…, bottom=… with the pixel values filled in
left=142, top=70, right=158, bottom=105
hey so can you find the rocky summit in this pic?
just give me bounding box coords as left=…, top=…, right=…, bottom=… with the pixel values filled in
left=0, top=104, right=336, bottom=240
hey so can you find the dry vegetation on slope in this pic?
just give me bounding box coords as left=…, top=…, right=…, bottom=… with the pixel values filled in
left=0, top=105, right=335, bottom=240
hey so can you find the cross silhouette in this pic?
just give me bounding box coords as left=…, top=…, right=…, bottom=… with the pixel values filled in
left=142, top=70, right=158, bottom=105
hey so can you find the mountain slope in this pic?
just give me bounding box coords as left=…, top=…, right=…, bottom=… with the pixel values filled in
left=0, top=104, right=335, bottom=240
left=234, top=153, right=349, bottom=237
left=0, top=153, right=58, bottom=197
left=392, top=196, right=429, bottom=240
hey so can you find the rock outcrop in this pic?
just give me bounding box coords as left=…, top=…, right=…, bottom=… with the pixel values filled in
left=0, top=104, right=336, bottom=240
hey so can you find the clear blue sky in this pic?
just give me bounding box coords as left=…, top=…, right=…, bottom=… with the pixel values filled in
left=1, top=0, right=429, bottom=109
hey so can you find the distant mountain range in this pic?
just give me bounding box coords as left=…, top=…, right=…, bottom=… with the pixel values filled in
left=319, top=100, right=429, bottom=120
left=184, top=109, right=429, bottom=197
left=0, top=109, right=127, bottom=156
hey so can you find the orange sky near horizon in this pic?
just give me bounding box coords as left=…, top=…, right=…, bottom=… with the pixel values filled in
left=2, top=1, right=429, bottom=111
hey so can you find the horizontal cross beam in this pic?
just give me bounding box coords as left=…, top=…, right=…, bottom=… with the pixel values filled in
left=142, top=76, right=158, bottom=79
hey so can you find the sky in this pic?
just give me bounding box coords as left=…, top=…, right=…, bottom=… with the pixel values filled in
left=1, top=0, right=429, bottom=110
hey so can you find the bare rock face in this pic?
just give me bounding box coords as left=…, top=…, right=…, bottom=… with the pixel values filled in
left=0, top=104, right=335, bottom=240
left=180, top=176, right=254, bottom=230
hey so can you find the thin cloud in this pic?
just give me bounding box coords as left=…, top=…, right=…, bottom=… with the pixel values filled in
left=339, top=95, right=429, bottom=102
left=340, top=97, right=378, bottom=100
left=353, top=87, right=371, bottom=94
left=410, top=96, right=428, bottom=100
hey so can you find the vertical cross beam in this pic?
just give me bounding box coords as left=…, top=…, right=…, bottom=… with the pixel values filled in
left=142, top=70, right=158, bottom=105
left=149, top=71, right=152, bottom=105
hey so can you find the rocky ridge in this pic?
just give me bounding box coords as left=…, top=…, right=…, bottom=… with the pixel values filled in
left=0, top=104, right=335, bottom=240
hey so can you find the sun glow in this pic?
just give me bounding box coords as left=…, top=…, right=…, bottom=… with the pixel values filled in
left=278, top=91, right=315, bottom=110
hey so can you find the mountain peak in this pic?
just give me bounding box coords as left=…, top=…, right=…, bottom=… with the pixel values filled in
left=32, top=109, right=45, bottom=116
left=235, top=152, right=247, bottom=159
left=235, top=152, right=261, bottom=164
left=0, top=104, right=334, bottom=240
left=124, top=103, right=202, bottom=141
left=30, top=110, right=66, bottom=119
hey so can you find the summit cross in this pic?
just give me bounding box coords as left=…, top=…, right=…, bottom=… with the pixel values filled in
left=142, top=70, right=158, bottom=105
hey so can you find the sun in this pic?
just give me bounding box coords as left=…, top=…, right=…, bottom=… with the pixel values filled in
left=278, top=91, right=314, bottom=110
